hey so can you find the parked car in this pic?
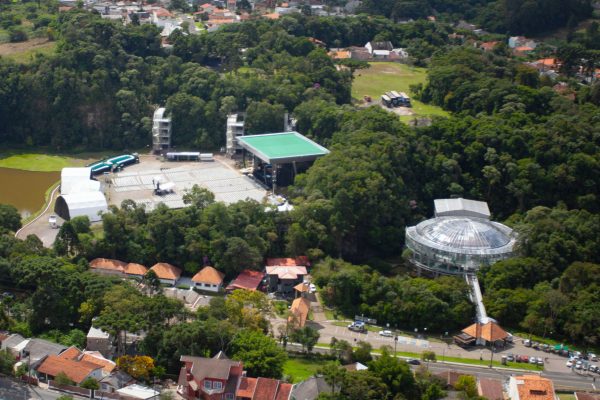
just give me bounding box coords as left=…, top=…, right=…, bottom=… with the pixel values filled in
left=541, top=344, right=549, bottom=352
left=521, top=355, right=529, bottom=363
left=532, top=342, right=540, bottom=349
left=537, top=358, right=544, bottom=366
left=575, top=361, right=583, bottom=370
left=348, top=321, right=366, bottom=333
left=506, top=354, right=515, bottom=362
left=589, top=365, right=598, bottom=373
left=566, top=359, right=574, bottom=368
left=589, top=353, right=597, bottom=362
left=407, top=359, right=421, bottom=365
left=524, top=339, right=532, bottom=347
left=529, top=357, right=537, bottom=364
left=309, top=283, right=316, bottom=293
left=379, top=330, right=393, bottom=337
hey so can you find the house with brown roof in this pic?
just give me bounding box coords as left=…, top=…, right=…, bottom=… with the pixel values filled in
left=237, top=376, right=293, bottom=400
left=192, top=266, right=225, bottom=292
left=89, top=258, right=148, bottom=279
left=454, top=321, right=509, bottom=346
left=508, top=375, right=557, bottom=400
left=150, top=262, right=182, bottom=286
left=266, top=257, right=309, bottom=267
left=265, top=266, right=307, bottom=294
left=478, top=378, right=504, bottom=400
left=36, top=354, right=104, bottom=385
left=177, top=353, right=243, bottom=400
left=288, top=297, right=310, bottom=329
left=480, top=41, right=499, bottom=52
left=226, top=269, right=265, bottom=292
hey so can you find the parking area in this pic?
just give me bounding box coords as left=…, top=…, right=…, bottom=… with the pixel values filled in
left=107, top=155, right=267, bottom=210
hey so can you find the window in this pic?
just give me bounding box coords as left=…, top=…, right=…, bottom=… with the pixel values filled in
left=225, top=393, right=234, bottom=400
left=213, top=381, right=223, bottom=390
left=204, top=380, right=212, bottom=390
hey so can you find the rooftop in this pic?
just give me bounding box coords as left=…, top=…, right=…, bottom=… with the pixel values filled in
left=289, top=297, right=310, bottom=328
left=116, top=384, right=160, bottom=399
left=226, top=269, right=265, bottom=291
left=37, top=354, right=102, bottom=384
left=462, top=321, right=509, bottom=342
left=511, top=375, right=556, bottom=400
left=266, top=266, right=307, bottom=280
left=237, top=132, right=329, bottom=164
left=150, top=262, right=182, bottom=280
left=434, top=198, right=491, bottom=219
left=180, top=355, right=242, bottom=381
left=192, top=266, right=225, bottom=285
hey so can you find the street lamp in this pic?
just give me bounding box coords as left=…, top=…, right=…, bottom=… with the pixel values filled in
left=489, top=345, right=494, bottom=368
left=394, top=336, right=398, bottom=355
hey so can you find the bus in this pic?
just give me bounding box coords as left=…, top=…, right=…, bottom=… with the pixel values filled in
left=381, top=94, right=393, bottom=108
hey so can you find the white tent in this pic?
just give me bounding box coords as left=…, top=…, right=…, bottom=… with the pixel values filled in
left=60, top=167, right=94, bottom=195
left=55, top=191, right=108, bottom=222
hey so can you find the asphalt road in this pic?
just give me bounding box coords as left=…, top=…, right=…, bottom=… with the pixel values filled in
left=0, top=377, right=66, bottom=400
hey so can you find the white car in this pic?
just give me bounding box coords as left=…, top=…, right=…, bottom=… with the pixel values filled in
left=566, top=360, right=574, bottom=368
left=379, top=330, right=393, bottom=337
left=309, top=283, right=316, bottom=293
left=48, top=214, right=58, bottom=228
left=575, top=361, right=583, bottom=370
left=589, top=353, right=597, bottom=362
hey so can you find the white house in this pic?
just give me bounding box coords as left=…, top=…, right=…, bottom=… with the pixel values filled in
left=192, top=266, right=225, bottom=292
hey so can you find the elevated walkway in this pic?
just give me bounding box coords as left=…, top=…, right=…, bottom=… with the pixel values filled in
left=465, top=274, right=490, bottom=324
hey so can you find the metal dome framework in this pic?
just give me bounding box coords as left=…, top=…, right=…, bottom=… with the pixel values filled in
left=405, top=216, right=516, bottom=275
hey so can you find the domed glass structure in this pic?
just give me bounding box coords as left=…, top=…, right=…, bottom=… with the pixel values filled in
left=405, top=216, right=516, bottom=275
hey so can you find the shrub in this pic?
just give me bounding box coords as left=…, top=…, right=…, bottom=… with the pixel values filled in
left=9, top=27, right=28, bottom=43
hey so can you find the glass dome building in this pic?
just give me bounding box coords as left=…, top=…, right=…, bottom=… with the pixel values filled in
left=405, top=199, right=516, bottom=275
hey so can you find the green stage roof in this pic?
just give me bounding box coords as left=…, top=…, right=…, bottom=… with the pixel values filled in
left=238, top=132, right=330, bottom=164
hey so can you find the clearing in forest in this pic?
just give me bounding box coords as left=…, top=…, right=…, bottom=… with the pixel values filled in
left=0, top=38, right=56, bottom=63
left=352, top=62, right=448, bottom=123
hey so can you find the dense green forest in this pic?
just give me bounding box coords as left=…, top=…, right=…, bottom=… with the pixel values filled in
left=357, top=0, right=594, bottom=35
left=1, top=3, right=600, bottom=353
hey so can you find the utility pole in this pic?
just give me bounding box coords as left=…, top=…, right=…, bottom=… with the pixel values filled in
left=489, top=345, right=494, bottom=368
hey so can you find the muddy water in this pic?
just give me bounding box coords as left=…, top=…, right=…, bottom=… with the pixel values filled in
left=0, top=167, right=60, bottom=218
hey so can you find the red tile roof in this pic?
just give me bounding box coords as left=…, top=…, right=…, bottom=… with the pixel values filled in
left=124, top=263, right=148, bottom=276
left=237, top=376, right=257, bottom=398
left=192, top=266, right=225, bottom=285
left=266, top=257, right=308, bottom=266
left=226, top=269, right=264, bottom=291
left=150, top=263, right=182, bottom=280
left=37, top=355, right=102, bottom=384
left=266, top=266, right=307, bottom=280
left=512, top=375, right=555, bottom=400
left=58, top=346, right=82, bottom=360
left=462, top=321, right=508, bottom=342
left=81, top=353, right=116, bottom=373
left=89, top=258, right=127, bottom=272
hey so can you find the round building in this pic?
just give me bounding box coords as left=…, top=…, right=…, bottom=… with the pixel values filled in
left=405, top=199, right=516, bottom=275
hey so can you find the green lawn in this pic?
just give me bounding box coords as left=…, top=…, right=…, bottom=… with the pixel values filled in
left=352, top=62, right=448, bottom=123
left=314, top=343, right=542, bottom=371
left=557, top=395, right=576, bottom=400
left=2, top=41, right=56, bottom=63
left=283, top=358, right=322, bottom=383
left=0, top=154, right=77, bottom=172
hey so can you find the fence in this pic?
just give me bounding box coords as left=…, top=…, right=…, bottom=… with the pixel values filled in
left=49, top=380, right=92, bottom=397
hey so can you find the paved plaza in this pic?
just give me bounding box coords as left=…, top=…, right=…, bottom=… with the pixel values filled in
left=107, top=155, right=267, bottom=210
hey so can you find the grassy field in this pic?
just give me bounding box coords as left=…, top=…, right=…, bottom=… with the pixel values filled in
left=557, top=394, right=576, bottom=400
left=0, top=40, right=56, bottom=63
left=283, top=358, right=322, bottom=383
left=352, top=62, right=448, bottom=123
left=0, top=154, right=80, bottom=172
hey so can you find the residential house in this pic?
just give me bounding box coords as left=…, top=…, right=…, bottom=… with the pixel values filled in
left=81, top=351, right=116, bottom=375
left=23, top=339, right=68, bottom=365
left=116, top=384, right=160, bottom=399
left=1, top=333, right=27, bottom=358
left=508, top=36, right=537, bottom=49
left=100, top=370, right=135, bottom=393
left=236, top=376, right=293, bottom=399
left=365, top=41, right=394, bottom=58
left=288, top=297, right=310, bottom=329
left=36, top=353, right=104, bottom=385
left=89, top=258, right=148, bottom=279
left=86, top=326, right=113, bottom=357
left=226, top=269, right=265, bottom=292
left=150, top=262, right=182, bottom=286
left=289, top=376, right=334, bottom=399
left=177, top=353, right=243, bottom=399
left=293, top=282, right=310, bottom=297
left=265, top=265, right=307, bottom=294
left=192, top=266, right=225, bottom=292
left=266, top=257, right=309, bottom=268
left=513, top=46, right=535, bottom=56
left=328, top=49, right=352, bottom=60
left=507, top=375, right=557, bottom=400
left=480, top=41, right=499, bottom=52
left=453, top=321, right=508, bottom=347
left=477, top=378, right=504, bottom=400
